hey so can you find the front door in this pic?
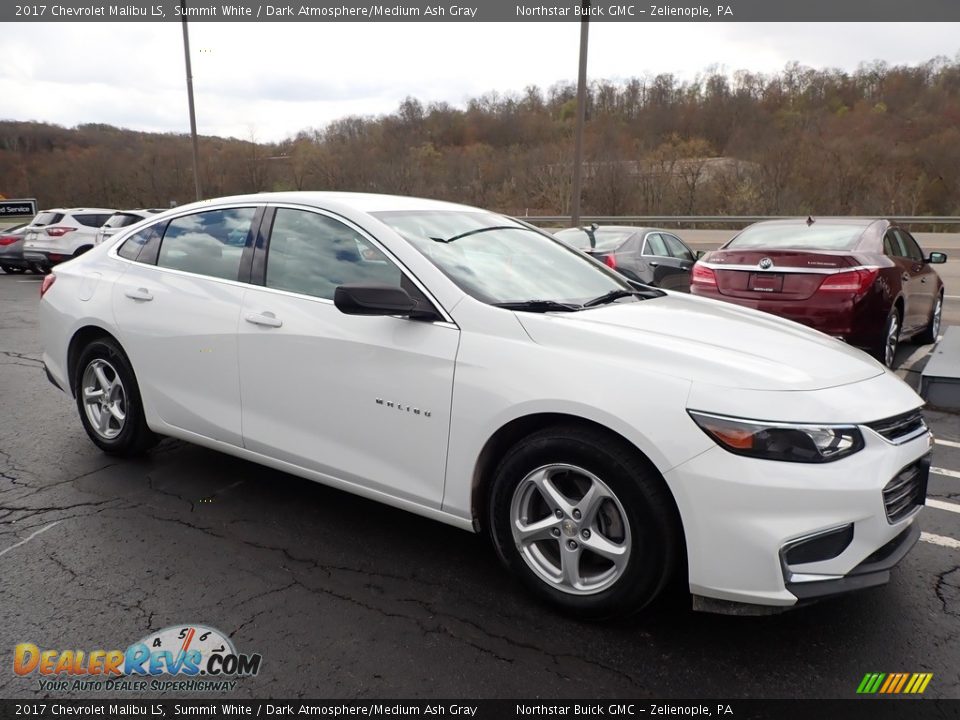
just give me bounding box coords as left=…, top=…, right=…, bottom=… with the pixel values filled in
left=237, top=206, right=459, bottom=507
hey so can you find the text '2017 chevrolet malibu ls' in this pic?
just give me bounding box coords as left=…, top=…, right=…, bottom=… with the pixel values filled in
left=38, top=193, right=932, bottom=617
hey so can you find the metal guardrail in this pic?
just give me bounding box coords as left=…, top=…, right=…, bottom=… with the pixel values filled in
left=521, top=215, right=960, bottom=228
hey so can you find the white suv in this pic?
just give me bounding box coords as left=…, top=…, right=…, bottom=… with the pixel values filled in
left=94, top=210, right=164, bottom=246
left=22, top=208, right=116, bottom=272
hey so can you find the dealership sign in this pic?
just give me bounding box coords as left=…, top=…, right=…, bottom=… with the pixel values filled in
left=0, top=199, right=37, bottom=218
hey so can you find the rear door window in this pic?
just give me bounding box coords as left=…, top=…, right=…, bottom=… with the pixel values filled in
left=157, top=208, right=255, bottom=281
left=643, top=233, right=669, bottom=257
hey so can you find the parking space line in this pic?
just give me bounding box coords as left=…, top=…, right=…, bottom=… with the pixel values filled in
left=927, top=498, right=960, bottom=514
left=946, top=295, right=960, bottom=300
left=935, top=438, right=960, bottom=449
left=932, top=466, right=960, bottom=479
left=921, top=531, right=960, bottom=549
left=0, top=521, right=62, bottom=558
left=899, top=344, right=932, bottom=371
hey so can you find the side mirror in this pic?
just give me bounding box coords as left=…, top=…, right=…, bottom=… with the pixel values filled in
left=334, top=284, right=417, bottom=316
left=928, top=251, right=947, bottom=264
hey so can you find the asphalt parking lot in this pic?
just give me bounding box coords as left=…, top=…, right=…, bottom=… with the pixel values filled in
left=0, top=270, right=958, bottom=700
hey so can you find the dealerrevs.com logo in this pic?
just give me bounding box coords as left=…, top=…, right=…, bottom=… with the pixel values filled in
left=13, top=624, right=262, bottom=693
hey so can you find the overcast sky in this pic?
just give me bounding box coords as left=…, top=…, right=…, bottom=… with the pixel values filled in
left=1, top=22, right=958, bottom=142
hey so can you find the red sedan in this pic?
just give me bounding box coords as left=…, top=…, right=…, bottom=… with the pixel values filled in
left=690, top=218, right=946, bottom=367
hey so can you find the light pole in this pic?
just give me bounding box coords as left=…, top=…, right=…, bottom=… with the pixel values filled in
left=569, top=2, right=590, bottom=227
left=181, top=0, right=202, bottom=201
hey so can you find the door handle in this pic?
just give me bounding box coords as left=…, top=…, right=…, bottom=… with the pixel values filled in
left=124, top=288, right=153, bottom=302
left=680, top=265, right=690, bottom=270
left=245, top=312, right=283, bottom=328
left=648, top=261, right=660, bottom=267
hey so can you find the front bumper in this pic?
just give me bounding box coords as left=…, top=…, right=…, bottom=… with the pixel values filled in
left=666, top=421, right=930, bottom=609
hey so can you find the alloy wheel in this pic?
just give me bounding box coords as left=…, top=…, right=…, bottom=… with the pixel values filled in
left=510, top=463, right=632, bottom=595
left=885, top=313, right=900, bottom=367
left=81, top=358, right=127, bottom=440
left=932, top=298, right=942, bottom=340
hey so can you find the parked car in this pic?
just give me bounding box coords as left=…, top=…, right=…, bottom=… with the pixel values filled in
left=94, top=209, right=164, bottom=246
left=39, top=193, right=931, bottom=618
left=0, top=223, right=30, bottom=274
left=554, top=225, right=698, bottom=291
left=22, top=208, right=117, bottom=273
left=691, top=218, right=946, bottom=367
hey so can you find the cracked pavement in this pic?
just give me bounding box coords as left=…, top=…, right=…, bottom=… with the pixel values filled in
left=0, top=272, right=959, bottom=700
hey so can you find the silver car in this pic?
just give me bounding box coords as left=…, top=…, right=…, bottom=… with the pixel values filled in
left=0, top=224, right=31, bottom=274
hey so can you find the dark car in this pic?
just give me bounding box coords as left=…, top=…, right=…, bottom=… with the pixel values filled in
left=690, top=218, right=946, bottom=367
left=0, top=224, right=30, bottom=274
left=554, top=225, right=698, bottom=291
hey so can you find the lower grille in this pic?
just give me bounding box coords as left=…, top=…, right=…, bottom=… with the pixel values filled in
left=882, top=457, right=929, bottom=523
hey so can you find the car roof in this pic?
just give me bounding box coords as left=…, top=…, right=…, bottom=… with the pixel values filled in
left=747, top=217, right=880, bottom=228
left=168, top=192, right=482, bottom=216
left=37, top=208, right=116, bottom=214
left=557, top=225, right=653, bottom=234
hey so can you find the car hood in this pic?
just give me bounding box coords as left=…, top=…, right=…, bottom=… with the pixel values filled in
left=515, top=293, right=886, bottom=391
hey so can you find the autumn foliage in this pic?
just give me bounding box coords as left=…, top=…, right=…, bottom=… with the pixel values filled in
left=2, top=58, right=960, bottom=217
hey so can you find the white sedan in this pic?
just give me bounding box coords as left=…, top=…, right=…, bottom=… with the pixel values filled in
left=38, top=192, right=931, bottom=617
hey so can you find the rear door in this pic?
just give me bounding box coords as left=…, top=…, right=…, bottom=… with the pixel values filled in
left=236, top=205, right=459, bottom=507
left=641, top=232, right=692, bottom=288
left=111, top=206, right=259, bottom=446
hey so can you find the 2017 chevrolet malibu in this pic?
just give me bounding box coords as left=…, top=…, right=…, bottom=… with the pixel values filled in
left=39, top=193, right=931, bottom=617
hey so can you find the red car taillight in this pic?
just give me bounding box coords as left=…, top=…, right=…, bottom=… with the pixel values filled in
left=818, top=268, right=879, bottom=296
left=0, top=236, right=17, bottom=246
left=601, top=254, right=617, bottom=269
left=691, top=264, right=717, bottom=287
left=45, top=226, right=76, bottom=237
left=40, top=274, right=56, bottom=298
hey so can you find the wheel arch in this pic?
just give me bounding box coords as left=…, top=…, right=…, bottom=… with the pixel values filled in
left=67, top=325, right=123, bottom=397
left=470, top=412, right=685, bottom=539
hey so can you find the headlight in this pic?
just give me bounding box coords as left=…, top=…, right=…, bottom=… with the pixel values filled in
left=688, top=411, right=864, bottom=463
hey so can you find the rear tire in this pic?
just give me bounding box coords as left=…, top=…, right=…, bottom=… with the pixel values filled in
left=914, top=293, right=943, bottom=346
left=74, top=338, right=158, bottom=456
left=488, top=425, right=683, bottom=619
left=0, top=264, right=26, bottom=274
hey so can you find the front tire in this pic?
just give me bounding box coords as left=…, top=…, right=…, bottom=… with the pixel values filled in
left=914, top=293, right=943, bottom=346
left=74, top=338, right=157, bottom=456
left=874, top=308, right=901, bottom=368
left=488, top=425, right=683, bottom=619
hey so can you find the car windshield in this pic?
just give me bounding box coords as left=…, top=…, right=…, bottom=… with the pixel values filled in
left=555, top=228, right=634, bottom=252
left=373, top=210, right=632, bottom=306
left=727, top=223, right=866, bottom=251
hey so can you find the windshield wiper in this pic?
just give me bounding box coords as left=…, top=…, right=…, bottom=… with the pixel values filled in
left=431, top=225, right=543, bottom=243
left=493, top=300, right=583, bottom=313
left=583, top=287, right=663, bottom=307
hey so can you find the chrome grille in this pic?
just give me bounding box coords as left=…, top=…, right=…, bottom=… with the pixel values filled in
left=867, top=410, right=927, bottom=444
left=882, top=458, right=929, bottom=524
